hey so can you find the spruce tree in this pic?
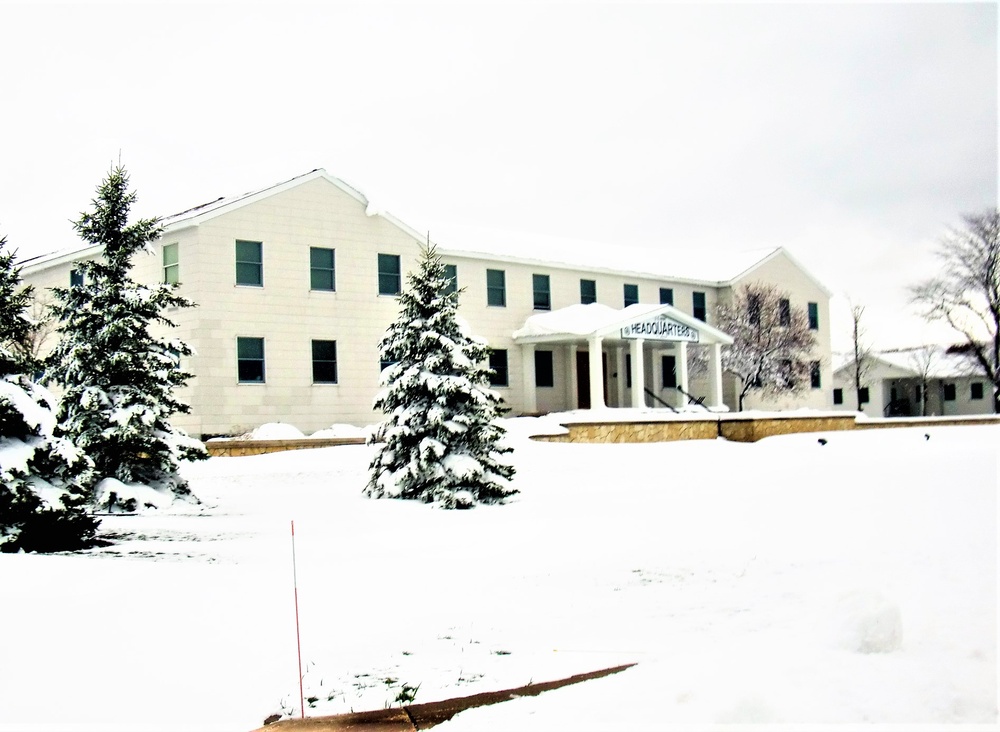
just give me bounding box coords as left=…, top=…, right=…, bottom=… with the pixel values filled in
left=366, top=244, right=516, bottom=508
left=46, top=166, right=206, bottom=511
left=0, top=236, right=98, bottom=552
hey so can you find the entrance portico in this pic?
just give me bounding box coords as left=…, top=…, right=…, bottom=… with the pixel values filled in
left=513, top=303, right=734, bottom=413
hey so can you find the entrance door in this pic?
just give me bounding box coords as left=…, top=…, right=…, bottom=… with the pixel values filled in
left=576, top=351, right=608, bottom=409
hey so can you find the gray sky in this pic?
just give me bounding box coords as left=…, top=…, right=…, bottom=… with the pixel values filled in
left=1, top=2, right=996, bottom=350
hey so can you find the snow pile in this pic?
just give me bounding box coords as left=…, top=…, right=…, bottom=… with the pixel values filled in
left=309, top=424, right=367, bottom=439
left=830, top=588, right=903, bottom=654
left=245, top=422, right=307, bottom=440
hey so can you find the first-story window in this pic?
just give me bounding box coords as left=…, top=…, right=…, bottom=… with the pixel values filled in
left=237, top=337, right=265, bottom=383
left=489, top=349, right=509, bottom=387
left=859, top=387, right=869, bottom=404
left=623, top=283, right=639, bottom=307
left=311, top=340, right=338, bottom=384
left=833, top=388, right=843, bottom=405
left=163, top=243, right=179, bottom=284
left=944, top=383, right=956, bottom=401
left=661, top=355, right=677, bottom=389
left=659, top=287, right=673, bottom=306
left=810, top=361, right=821, bottom=389
left=378, top=253, right=401, bottom=295
left=971, top=382, right=984, bottom=400
left=625, top=354, right=632, bottom=388
left=534, top=350, right=554, bottom=387
left=236, top=239, right=263, bottom=286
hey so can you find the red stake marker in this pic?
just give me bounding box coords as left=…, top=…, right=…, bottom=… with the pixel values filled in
left=291, top=520, right=305, bottom=719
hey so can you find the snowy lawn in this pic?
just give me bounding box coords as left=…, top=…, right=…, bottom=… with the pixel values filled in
left=0, top=419, right=996, bottom=731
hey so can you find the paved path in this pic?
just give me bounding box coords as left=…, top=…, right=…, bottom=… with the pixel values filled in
left=252, top=663, right=636, bottom=731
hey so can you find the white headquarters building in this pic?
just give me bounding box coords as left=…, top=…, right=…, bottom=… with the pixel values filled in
left=20, top=169, right=833, bottom=439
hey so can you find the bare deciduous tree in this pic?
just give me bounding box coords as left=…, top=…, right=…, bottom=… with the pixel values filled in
left=907, top=345, right=939, bottom=417
left=911, top=209, right=1000, bottom=413
left=717, top=282, right=817, bottom=411
left=846, top=303, right=874, bottom=412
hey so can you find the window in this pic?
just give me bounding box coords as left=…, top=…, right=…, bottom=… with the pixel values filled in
left=810, top=361, right=821, bottom=389
left=659, top=287, right=673, bottom=306
left=580, top=279, right=597, bottom=304
left=833, top=388, right=843, bottom=405
left=623, top=283, right=639, bottom=307
left=489, top=349, right=509, bottom=386
left=310, top=247, right=336, bottom=291
left=779, top=298, right=791, bottom=326
left=534, top=350, right=554, bottom=387
left=859, top=387, right=869, bottom=404
left=235, top=240, right=263, bottom=286
left=237, top=337, right=265, bottom=383
left=378, top=253, right=401, bottom=295
left=808, top=302, right=819, bottom=330
left=693, top=291, right=706, bottom=321
left=532, top=274, right=551, bottom=310
left=380, top=358, right=396, bottom=373
left=70, top=268, right=84, bottom=288
left=444, top=264, right=458, bottom=295
left=486, top=269, right=506, bottom=307
left=780, top=359, right=794, bottom=386
left=748, top=293, right=761, bottom=325
left=311, top=340, right=338, bottom=383
left=163, top=243, right=179, bottom=284
left=661, top=355, right=677, bottom=389
left=971, top=382, right=984, bottom=400
left=625, top=354, right=632, bottom=388
left=944, top=383, right=956, bottom=401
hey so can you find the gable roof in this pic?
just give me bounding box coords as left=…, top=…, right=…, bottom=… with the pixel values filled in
left=832, top=347, right=984, bottom=379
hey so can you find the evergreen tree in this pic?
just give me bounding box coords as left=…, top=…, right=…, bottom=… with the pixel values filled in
left=0, top=236, right=98, bottom=552
left=46, top=166, right=206, bottom=511
left=366, top=244, right=516, bottom=508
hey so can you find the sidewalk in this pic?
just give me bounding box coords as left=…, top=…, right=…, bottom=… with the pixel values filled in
left=252, top=663, right=636, bottom=731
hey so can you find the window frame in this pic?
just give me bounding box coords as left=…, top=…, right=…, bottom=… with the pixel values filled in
left=70, top=268, right=84, bottom=288
left=311, top=339, right=338, bottom=384
left=534, top=350, right=554, bottom=388
left=236, top=337, right=266, bottom=383
left=377, top=253, right=402, bottom=296
left=944, top=383, right=957, bottom=401
left=163, top=243, right=179, bottom=285
left=971, top=382, right=984, bottom=400
left=486, top=269, right=507, bottom=307
left=809, top=361, right=821, bottom=389
left=808, top=302, right=819, bottom=330
left=659, top=287, right=673, bottom=306
left=623, top=283, right=639, bottom=307
left=443, top=264, right=458, bottom=296
left=235, top=239, right=264, bottom=287
left=532, top=273, right=551, bottom=311
left=692, top=291, right=706, bottom=321
left=310, top=247, right=336, bottom=292
left=489, top=349, right=509, bottom=387
left=580, top=279, right=597, bottom=305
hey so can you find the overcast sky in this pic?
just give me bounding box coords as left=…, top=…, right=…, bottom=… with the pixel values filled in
left=1, top=2, right=996, bottom=350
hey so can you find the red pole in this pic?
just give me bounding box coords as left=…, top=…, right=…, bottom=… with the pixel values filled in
left=291, top=520, right=305, bottom=719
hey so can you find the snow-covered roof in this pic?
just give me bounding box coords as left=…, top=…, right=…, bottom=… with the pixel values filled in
left=513, top=302, right=734, bottom=345
left=832, top=347, right=983, bottom=379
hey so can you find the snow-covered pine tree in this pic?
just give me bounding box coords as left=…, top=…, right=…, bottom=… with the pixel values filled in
left=46, top=166, right=207, bottom=511
left=366, top=243, right=516, bottom=508
left=0, top=235, right=98, bottom=552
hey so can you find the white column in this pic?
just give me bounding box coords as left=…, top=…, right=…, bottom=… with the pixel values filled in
left=615, top=345, right=627, bottom=408
left=677, top=341, right=690, bottom=410
left=630, top=338, right=645, bottom=408
left=588, top=336, right=606, bottom=409
left=567, top=343, right=578, bottom=409
left=708, top=342, right=725, bottom=408
left=521, top=344, right=537, bottom=414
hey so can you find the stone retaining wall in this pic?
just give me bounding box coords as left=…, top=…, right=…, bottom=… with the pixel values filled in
left=205, top=437, right=366, bottom=457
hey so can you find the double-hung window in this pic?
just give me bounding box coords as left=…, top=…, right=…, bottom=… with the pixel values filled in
left=779, top=298, right=791, bottom=326
left=810, top=361, right=821, bottom=389
left=444, top=264, right=458, bottom=295
left=623, top=284, right=639, bottom=307
left=532, top=274, right=551, bottom=310
left=808, top=302, right=819, bottom=330
left=659, top=287, right=673, bottom=305
left=580, top=279, right=597, bottom=304
left=489, top=349, right=509, bottom=386
left=237, top=337, right=265, bottom=382
left=236, top=240, right=263, bottom=286
left=70, top=268, right=84, bottom=288
left=487, top=269, right=506, bottom=307
left=311, top=340, right=338, bottom=384
left=693, top=291, right=706, bottom=321
left=310, top=248, right=336, bottom=291
left=378, top=254, right=401, bottom=295
left=163, top=243, right=179, bottom=284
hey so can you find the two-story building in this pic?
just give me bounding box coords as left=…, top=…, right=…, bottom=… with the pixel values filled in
left=20, top=168, right=833, bottom=438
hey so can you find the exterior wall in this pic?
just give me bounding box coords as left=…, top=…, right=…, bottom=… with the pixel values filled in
left=724, top=250, right=833, bottom=412
left=20, top=174, right=835, bottom=437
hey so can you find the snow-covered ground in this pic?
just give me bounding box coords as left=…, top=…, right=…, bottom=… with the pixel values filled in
left=1, top=418, right=996, bottom=731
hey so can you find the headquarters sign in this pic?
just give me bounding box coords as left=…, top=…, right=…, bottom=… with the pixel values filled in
left=621, top=314, right=699, bottom=343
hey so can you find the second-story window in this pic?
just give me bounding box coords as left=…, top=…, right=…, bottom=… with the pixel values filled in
left=487, top=269, right=506, bottom=307
left=378, top=253, right=401, bottom=296
left=693, top=291, right=706, bottom=321
left=624, top=283, right=639, bottom=307
left=533, top=274, right=551, bottom=310
left=236, top=240, right=263, bottom=286
left=310, top=247, right=336, bottom=291
left=659, top=287, right=673, bottom=305
left=580, top=279, right=597, bottom=304
left=779, top=298, right=791, bottom=326
left=163, top=243, right=179, bottom=285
